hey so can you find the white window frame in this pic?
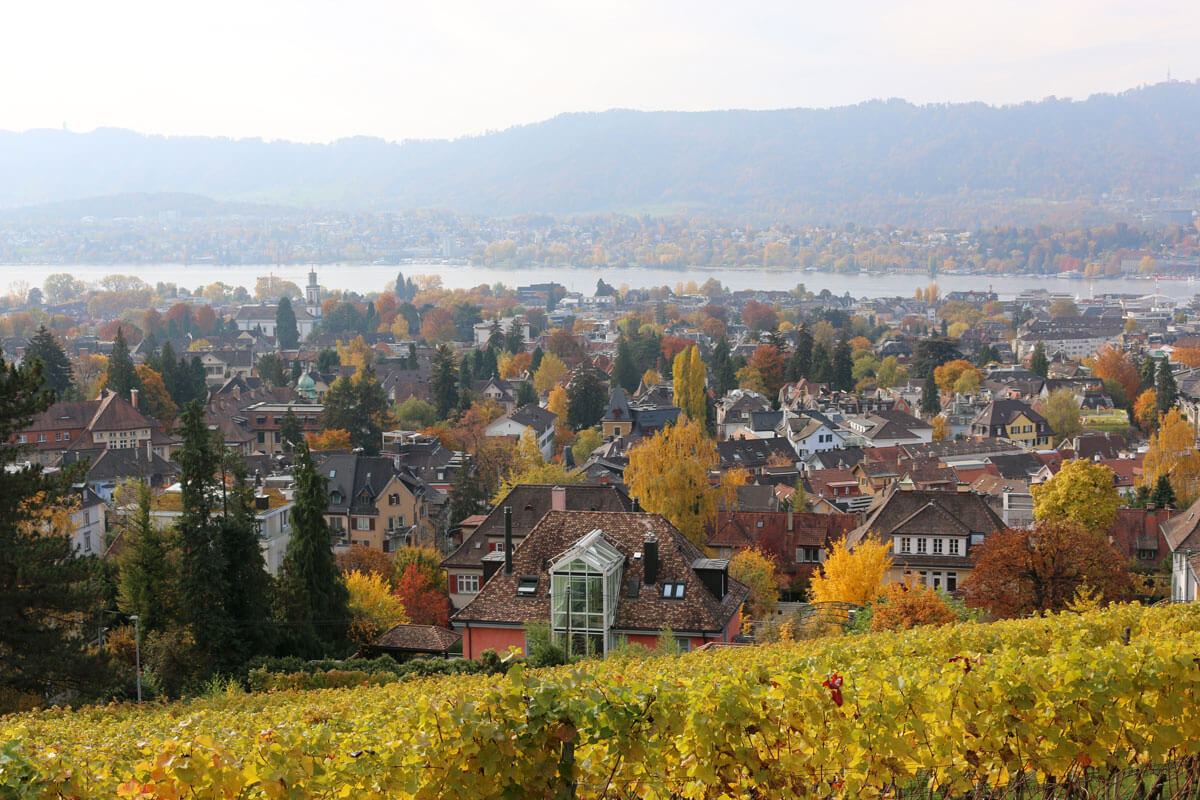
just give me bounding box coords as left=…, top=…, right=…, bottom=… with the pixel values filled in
left=457, top=574, right=480, bottom=594
left=949, top=539, right=960, bottom=555
left=933, top=538, right=943, bottom=555
left=355, top=516, right=371, bottom=531
left=899, top=536, right=911, bottom=553
left=916, top=538, right=927, bottom=554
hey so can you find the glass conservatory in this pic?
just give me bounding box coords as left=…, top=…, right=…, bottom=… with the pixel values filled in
left=549, top=529, right=624, bottom=657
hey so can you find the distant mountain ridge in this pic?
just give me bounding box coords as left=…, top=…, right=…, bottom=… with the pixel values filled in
left=1, top=80, right=1197, bottom=226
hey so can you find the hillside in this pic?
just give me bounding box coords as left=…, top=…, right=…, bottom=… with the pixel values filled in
left=3, top=604, right=1199, bottom=797
left=0, top=80, right=1197, bottom=227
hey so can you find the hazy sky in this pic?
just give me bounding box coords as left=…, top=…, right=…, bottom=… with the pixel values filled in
left=2, top=0, right=1197, bottom=143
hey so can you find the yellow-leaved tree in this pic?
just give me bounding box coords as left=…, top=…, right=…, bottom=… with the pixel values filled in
left=1141, top=408, right=1200, bottom=505
left=1031, top=458, right=1121, bottom=534
left=809, top=539, right=892, bottom=606
left=625, top=417, right=718, bottom=545
left=547, top=384, right=569, bottom=433
left=728, top=547, right=781, bottom=625
left=672, top=345, right=707, bottom=422
left=345, top=569, right=408, bottom=646
left=491, top=429, right=581, bottom=505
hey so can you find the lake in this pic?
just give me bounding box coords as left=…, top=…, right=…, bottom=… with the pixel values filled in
left=14, top=263, right=1198, bottom=302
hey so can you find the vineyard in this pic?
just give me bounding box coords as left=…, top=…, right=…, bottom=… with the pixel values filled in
left=3, top=603, right=1200, bottom=798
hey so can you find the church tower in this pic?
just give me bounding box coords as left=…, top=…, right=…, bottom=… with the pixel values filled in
left=306, top=269, right=321, bottom=319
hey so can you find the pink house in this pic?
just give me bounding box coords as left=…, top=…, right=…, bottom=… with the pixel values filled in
left=452, top=510, right=749, bottom=659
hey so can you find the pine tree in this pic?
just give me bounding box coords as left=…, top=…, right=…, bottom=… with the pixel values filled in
left=0, top=358, right=107, bottom=702
left=175, top=401, right=232, bottom=670
left=1156, top=359, right=1178, bottom=416
left=431, top=344, right=459, bottom=420
left=24, top=325, right=75, bottom=401
left=105, top=327, right=141, bottom=402
left=117, top=481, right=177, bottom=633
left=810, top=343, right=833, bottom=384
left=275, top=443, right=349, bottom=658
left=613, top=336, right=639, bottom=394
left=530, top=346, right=544, bottom=372
left=278, top=407, right=303, bottom=449
left=504, top=322, right=525, bottom=355
left=516, top=380, right=538, bottom=406
left=1029, top=341, right=1049, bottom=379
left=787, top=324, right=812, bottom=381
left=448, top=460, right=488, bottom=527
left=1140, top=356, right=1157, bottom=392
left=921, top=373, right=941, bottom=416
left=1151, top=473, right=1178, bottom=509
left=276, top=296, right=299, bottom=350
left=407, top=342, right=418, bottom=370
left=321, top=366, right=393, bottom=454
left=832, top=339, right=853, bottom=391
left=567, top=367, right=607, bottom=430
left=215, top=454, right=273, bottom=664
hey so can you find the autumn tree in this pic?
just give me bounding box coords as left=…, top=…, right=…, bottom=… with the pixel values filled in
left=1134, top=389, right=1159, bottom=433
left=394, top=563, right=451, bottom=627
left=492, top=430, right=581, bottom=504
left=337, top=544, right=394, bottom=580
left=933, top=360, right=981, bottom=395
left=345, top=570, right=408, bottom=646
left=1091, top=345, right=1140, bottom=407
left=728, top=548, right=781, bottom=625
left=963, top=520, right=1133, bottom=619
left=931, top=416, right=950, bottom=442
left=1048, top=298, right=1080, bottom=319
left=672, top=345, right=707, bottom=421
left=809, top=539, right=892, bottom=606
left=1041, top=388, right=1082, bottom=445
left=1141, top=408, right=1200, bottom=505
left=419, top=307, right=458, bottom=344
left=134, top=365, right=178, bottom=426
left=749, top=344, right=786, bottom=399
left=1031, top=458, right=1120, bottom=534
left=870, top=581, right=956, bottom=632
left=741, top=300, right=777, bottom=334
left=533, top=351, right=568, bottom=395
left=625, top=418, right=718, bottom=545
left=306, top=428, right=352, bottom=451
left=321, top=365, right=393, bottom=454
left=875, top=355, right=907, bottom=388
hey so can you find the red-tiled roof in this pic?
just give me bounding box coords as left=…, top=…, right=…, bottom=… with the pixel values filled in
left=370, top=624, right=461, bottom=653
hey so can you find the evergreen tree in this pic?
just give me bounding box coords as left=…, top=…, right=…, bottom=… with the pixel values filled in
left=215, top=454, right=273, bottom=664
left=516, top=380, right=538, bottom=406
left=275, top=296, right=300, bottom=350
left=117, top=481, right=177, bottom=634
left=407, top=342, right=418, bottom=370
left=1156, top=359, right=1178, bottom=416
left=25, top=325, right=75, bottom=401
left=567, top=368, right=607, bottom=430
left=976, top=343, right=1000, bottom=367
left=431, top=345, right=459, bottom=420
left=275, top=443, right=349, bottom=657
left=448, top=461, right=488, bottom=527
left=712, top=338, right=737, bottom=396
left=1029, top=341, right=1049, bottom=379
left=105, top=327, right=141, bottom=401
left=787, top=324, right=812, bottom=381
left=1151, top=473, right=1178, bottom=509
left=530, top=346, right=544, bottom=372
left=317, top=348, right=340, bottom=373
left=188, top=356, right=207, bottom=403
left=481, top=346, right=499, bottom=380
left=832, top=339, right=853, bottom=391
left=278, top=407, right=303, bottom=449
left=174, top=401, right=231, bottom=671
left=911, top=337, right=962, bottom=379
left=613, top=336, right=639, bottom=394
left=920, top=373, right=941, bottom=416
left=488, top=319, right=504, bottom=351
left=504, top=322, right=525, bottom=355
left=810, top=343, right=833, bottom=384
left=0, top=358, right=107, bottom=702
left=321, top=365, right=392, bottom=455
left=1139, top=356, right=1157, bottom=392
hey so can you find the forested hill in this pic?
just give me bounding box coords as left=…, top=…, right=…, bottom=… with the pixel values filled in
left=1, top=80, right=1197, bottom=227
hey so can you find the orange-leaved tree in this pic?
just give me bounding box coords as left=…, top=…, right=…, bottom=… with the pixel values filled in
left=1141, top=407, right=1200, bottom=506
left=809, top=539, right=892, bottom=606
left=1133, top=390, right=1158, bottom=433
left=394, top=563, right=450, bottom=627
left=1091, top=345, right=1140, bottom=405
left=870, top=580, right=956, bottom=632
left=306, top=428, right=352, bottom=451
left=962, top=519, right=1132, bottom=619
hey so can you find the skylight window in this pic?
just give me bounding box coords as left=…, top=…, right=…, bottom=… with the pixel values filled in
left=516, top=575, right=538, bottom=597
left=661, top=581, right=685, bottom=599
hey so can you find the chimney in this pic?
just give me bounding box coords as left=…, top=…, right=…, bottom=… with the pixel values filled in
left=551, top=485, right=567, bottom=511
left=643, top=534, right=659, bottom=585
left=255, top=494, right=270, bottom=511
left=631, top=496, right=641, bottom=513
left=130, top=388, right=139, bottom=409
left=787, top=508, right=794, bottom=532
left=503, top=506, right=513, bottom=577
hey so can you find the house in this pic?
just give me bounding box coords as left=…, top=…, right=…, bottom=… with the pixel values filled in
left=969, top=399, right=1051, bottom=448
left=234, top=304, right=317, bottom=339
left=841, top=410, right=932, bottom=448
left=1162, top=499, right=1200, bottom=602
left=364, top=624, right=462, bottom=661
left=1108, top=507, right=1176, bottom=575
left=844, top=484, right=1007, bottom=591
left=318, top=454, right=434, bottom=552
left=475, top=377, right=519, bottom=412
left=716, top=390, right=772, bottom=440
left=442, top=484, right=632, bottom=609
left=485, top=404, right=558, bottom=461
left=779, top=411, right=845, bottom=457
left=451, top=510, right=749, bottom=659
left=601, top=387, right=682, bottom=439
left=60, top=446, right=179, bottom=503
left=706, top=510, right=857, bottom=593
left=15, top=390, right=163, bottom=466
left=67, top=487, right=107, bottom=557
left=716, top=437, right=799, bottom=474
left=241, top=402, right=324, bottom=456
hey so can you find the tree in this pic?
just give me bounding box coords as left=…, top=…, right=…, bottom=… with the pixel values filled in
left=256, top=353, right=287, bottom=387
left=1041, top=388, right=1083, bottom=445
left=547, top=384, right=569, bottom=434
left=117, top=482, right=177, bottom=634
left=337, top=543, right=395, bottom=580
left=1151, top=474, right=1178, bottom=509
left=748, top=344, right=786, bottom=399
left=931, top=416, right=950, bottom=442
left=1140, top=356, right=1158, bottom=392
left=787, top=324, right=813, bottom=381
left=430, top=344, right=459, bottom=421
left=920, top=373, right=940, bottom=416
left=728, top=548, right=781, bottom=624
left=976, top=343, right=1000, bottom=367
left=1134, top=389, right=1159, bottom=433
left=317, top=348, right=340, bottom=373
left=275, top=296, right=299, bottom=349
left=105, top=327, right=141, bottom=402
left=1048, top=298, right=1080, bottom=319
left=870, top=581, right=956, bottom=632
left=306, top=428, right=352, bottom=450
left=741, top=300, right=777, bottom=334
left=625, top=418, right=718, bottom=545
left=831, top=339, right=853, bottom=391
left=1141, top=408, right=1200, bottom=505
left=1029, top=341, right=1049, bottom=378
left=963, top=520, right=1132, bottom=619
left=809, top=539, right=891, bottom=606
left=673, top=345, right=707, bottom=421
left=321, top=366, right=393, bottom=454
left=278, top=407, right=304, bottom=449
left=910, top=337, right=962, bottom=378
left=24, top=325, right=75, bottom=401
left=216, top=454, right=274, bottom=665
left=875, top=355, right=907, bottom=389
left=0, top=357, right=107, bottom=705
left=573, top=427, right=603, bottom=460
left=393, top=563, right=451, bottom=627
left=1156, top=359, right=1178, bottom=416
left=492, top=430, right=582, bottom=504
left=1031, top=458, right=1120, bottom=534
left=612, top=336, right=639, bottom=394
left=1091, top=346, right=1139, bottom=407
left=933, top=360, right=981, bottom=394
left=533, top=352, right=568, bottom=395
left=345, top=570, right=408, bottom=646
left=395, top=397, right=438, bottom=430
left=566, top=367, right=606, bottom=430
left=420, top=307, right=458, bottom=344
left=133, top=365, right=178, bottom=426
left=275, top=443, right=350, bottom=657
